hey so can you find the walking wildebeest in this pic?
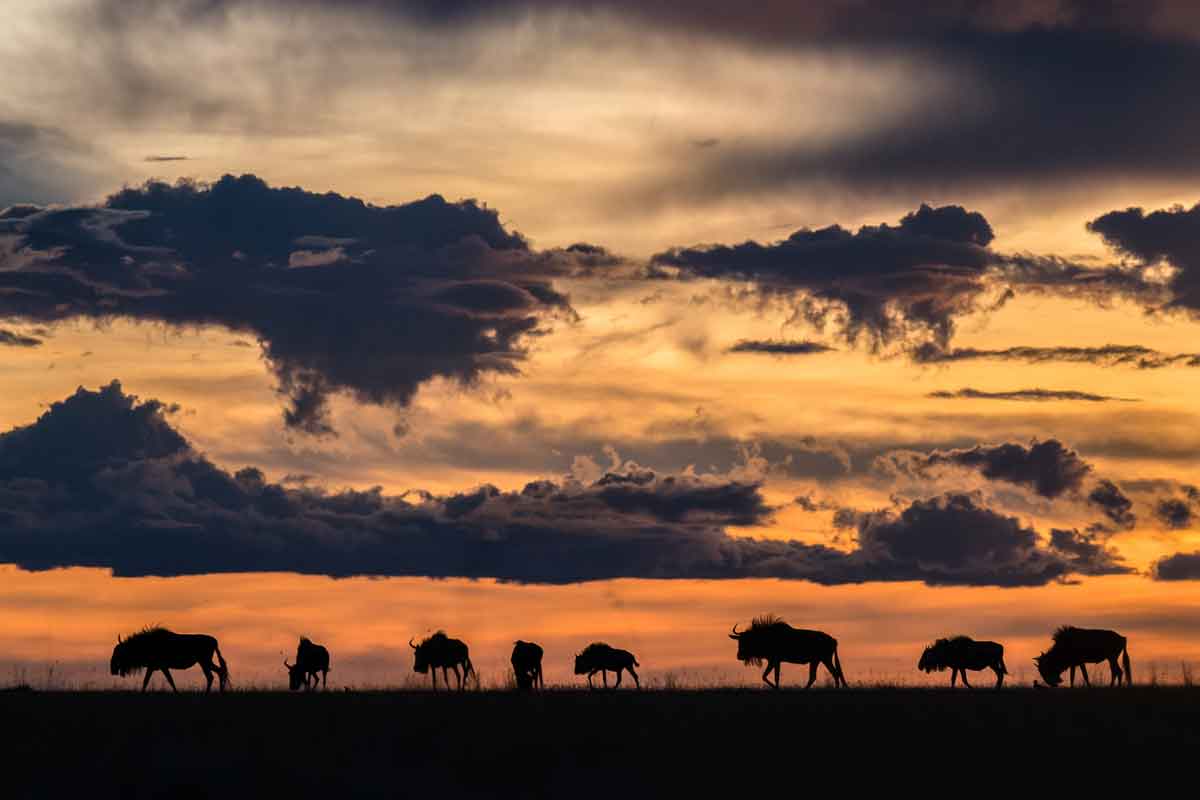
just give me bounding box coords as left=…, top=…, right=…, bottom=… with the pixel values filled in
left=511, top=640, right=544, bottom=690
left=1035, top=626, right=1131, bottom=687
left=918, top=635, right=1008, bottom=688
left=729, top=615, right=847, bottom=689
left=574, top=643, right=640, bottom=689
left=411, top=631, right=475, bottom=690
left=284, top=637, right=330, bottom=691
left=110, top=627, right=230, bottom=692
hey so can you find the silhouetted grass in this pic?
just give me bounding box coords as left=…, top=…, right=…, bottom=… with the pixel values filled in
left=3, top=687, right=1197, bottom=798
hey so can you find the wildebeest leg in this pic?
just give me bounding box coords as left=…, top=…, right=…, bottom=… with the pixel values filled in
left=587, top=671, right=595, bottom=689
left=431, top=670, right=438, bottom=690
left=961, top=670, right=971, bottom=689
left=1079, top=664, right=1090, bottom=686
left=627, top=665, right=639, bottom=689
left=614, top=668, right=622, bottom=689
left=1108, top=657, right=1122, bottom=686
left=202, top=664, right=214, bottom=693
left=322, top=670, right=328, bottom=689
left=992, top=665, right=1004, bottom=688
left=820, top=657, right=838, bottom=686
left=950, top=669, right=958, bottom=687
left=602, top=670, right=609, bottom=689
left=760, top=663, right=774, bottom=688
left=451, top=664, right=462, bottom=690
left=805, top=661, right=818, bottom=688
left=1069, top=665, right=1076, bottom=687
left=536, top=667, right=544, bottom=689
left=142, top=669, right=155, bottom=691
left=162, top=669, right=178, bottom=693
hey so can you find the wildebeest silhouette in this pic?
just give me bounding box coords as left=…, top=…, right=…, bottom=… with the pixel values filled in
left=110, top=627, right=230, bottom=692
left=284, top=637, right=330, bottom=691
left=729, top=615, right=847, bottom=689
left=574, top=642, right=639, bottom=689
left=511, top=640, right=544, bottom=690
left=410, top=631, right=475, bottom=690
left=1035, top=626, right=1131, bottom=687
left=918, top=635, right=1007, bottom=688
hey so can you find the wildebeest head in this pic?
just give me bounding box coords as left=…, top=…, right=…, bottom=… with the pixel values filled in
left=729, top=618, right=782, bottom=667
left=110, top=635, right=129, bottom=676
left=1034, top=652, right=1064, bottom=687
left=284, top=658, right=306, bottom=691
left=918, top=646, right=937, bottom=673
left=411, top=632, right=451, bottom=674
left=574, top=643, right=610, bottom=674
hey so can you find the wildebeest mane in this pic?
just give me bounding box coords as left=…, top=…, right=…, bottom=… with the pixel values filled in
left=920, top=636, right=971, bottom=672
left=111, top=625, right=169, bottom=676
left=749, top=614, right=785, bottom=631
left=1052, top=625, right=1078, bottom=643
left=578, top=642, right=612, bottom=659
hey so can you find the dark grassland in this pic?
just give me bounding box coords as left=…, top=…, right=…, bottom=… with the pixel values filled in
left=3, top=688, right=1198, bottom=798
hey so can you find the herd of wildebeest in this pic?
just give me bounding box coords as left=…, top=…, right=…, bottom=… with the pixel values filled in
left=106, top=616, right=1135, bottom=692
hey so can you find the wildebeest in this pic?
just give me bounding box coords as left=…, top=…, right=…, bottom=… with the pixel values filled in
left=918, top=635, right=1007, bottom=688
left=284, top=637, right=330, bottom=691
left=729, top=615, right=847, bottom=689
left=1035, top=626, right=1131, bottom=687
left=411, top=631, right=475, bottom=690
left=110, top=627, right=230, bottom=692
left=511, top=640, right=544, bottom=690
left=574, top=642, right=639, bottom=689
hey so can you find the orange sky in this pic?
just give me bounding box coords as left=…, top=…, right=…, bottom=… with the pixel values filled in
left=3, top=1, right=1200, bottom=689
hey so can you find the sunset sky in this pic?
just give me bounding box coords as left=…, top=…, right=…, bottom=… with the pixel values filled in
left=3, top=0, right=1200, bottom=688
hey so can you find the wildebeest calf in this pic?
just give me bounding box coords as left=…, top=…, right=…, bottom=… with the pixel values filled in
left=574, top=642, right=639, bottom=689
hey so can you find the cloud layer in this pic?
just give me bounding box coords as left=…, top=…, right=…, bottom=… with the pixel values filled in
left=0, top=381, right=1132, bottom=586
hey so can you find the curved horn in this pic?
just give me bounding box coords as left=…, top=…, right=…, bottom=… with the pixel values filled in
left=409, top=637, right=417, bottom=649
left=117, top=634, right=123, bottom=644
left=729, top=623, right=741, bottom=640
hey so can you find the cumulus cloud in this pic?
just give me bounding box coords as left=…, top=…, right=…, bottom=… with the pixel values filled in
left=0, top=174, right=606, bottom=433
left=876, top=439, right=1093, bottom=499
left=927, top=387, right=1135, bottom=402
left=653, top=204, right=998, bottom=349
left=1087, top=479, right=1137, bottom=530
left=1088, top=201, right=1200, bottom=313
left=1151, top=552, right=1200, bottom=581
left=0, top=381, right=1133, bottom=586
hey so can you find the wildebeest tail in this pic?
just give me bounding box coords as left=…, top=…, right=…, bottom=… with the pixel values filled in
left=216, top=646, right=230, bottom=690
left=633, top=658, right=640, bottom=667
left=1122, top=643, right=1132, bottom=687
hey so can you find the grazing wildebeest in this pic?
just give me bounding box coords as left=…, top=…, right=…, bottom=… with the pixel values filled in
left=729, top=615, right=847, bottom=689
left=411, top=631, right=475, bottom=690
left=110, top=627, right=230, bottom=692
left=511, top=640, right=544, bottom=690
left=918, top=635, right=1008, bottom=688
left=574, top=643, right=639, bottom=689
left=1035, top=626, right=1131, bottom=687
left=284, top=637, right=330, bottom=691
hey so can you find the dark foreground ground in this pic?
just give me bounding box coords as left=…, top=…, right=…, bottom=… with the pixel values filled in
left=3, top=687, right=1198, bottom=798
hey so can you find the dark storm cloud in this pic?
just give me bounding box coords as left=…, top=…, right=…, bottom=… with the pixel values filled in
left=877, top=439, right=1092, bottom=499
left=0, top=381, right=1130, bottom=586
left=927, top=388, right=1134, bottom=402
left=911, top=343, right=1200, bottom=368
left=653, top=204, right=996, bottom=348
left=1151, top=552, right=1200, bottom=581
left=673, top=27, right=1200, bottom=202
left=0, top=174, right=597, bottom=433
left=0, top=329, right=41, bottom=348
left=1146, top=484, right=1200, bottom=529
left=727, top=340, right=836, bottom=356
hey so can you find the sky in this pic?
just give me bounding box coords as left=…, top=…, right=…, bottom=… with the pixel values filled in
left=3, top=0, right=1200, bottom=688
